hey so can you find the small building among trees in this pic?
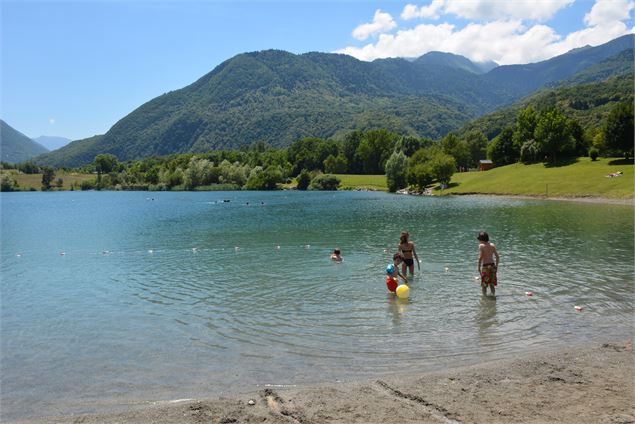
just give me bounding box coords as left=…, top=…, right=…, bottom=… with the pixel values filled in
left=479, top=159, right=494, bottom=171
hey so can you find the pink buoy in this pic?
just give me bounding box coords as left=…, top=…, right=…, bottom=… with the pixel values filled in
left=525, top=291, right=533, bottom=296
left=574, top=305, right=583, bottom=311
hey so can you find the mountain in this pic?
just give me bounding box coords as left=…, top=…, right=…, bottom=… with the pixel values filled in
left=483, top=34, right=634, bottom=97
left=1, top=120, right=49, bottom=163
left=36, top=34, right=634, bottom=168
left=414, top=51, right=498, bottom=74
left=33, top=135, right=72, bottom=151
left=456, top=74, right=634, bottom=141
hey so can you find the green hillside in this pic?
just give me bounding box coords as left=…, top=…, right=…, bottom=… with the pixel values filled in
left=1, top=120, right=49, bottom=163
left=36, top=35, right=634, bottom=168
left=444, top=157, right=633, bottom=199
left=457, top=73, right=634, bottom=140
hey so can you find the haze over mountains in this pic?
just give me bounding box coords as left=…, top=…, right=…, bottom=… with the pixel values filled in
left=29, top=34, right=635, bottom=168
left=33, top=136, right=72, bottom=151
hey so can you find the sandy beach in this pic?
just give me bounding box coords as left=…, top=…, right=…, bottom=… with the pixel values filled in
left=12, top=340, right=633, bottom=424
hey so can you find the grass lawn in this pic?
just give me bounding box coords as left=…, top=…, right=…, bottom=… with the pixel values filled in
left=442, top=157, right=633, bottom=199
left=335, top=174, right=387, bottom=191
left=1, top=170, right=95, bottom=191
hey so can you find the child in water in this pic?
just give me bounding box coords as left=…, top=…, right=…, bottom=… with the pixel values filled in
left=477, top=231, right=500, bottom=296
left=386, top=253, right=409, bottom=292
left=330, top=248, right=342, bottom=262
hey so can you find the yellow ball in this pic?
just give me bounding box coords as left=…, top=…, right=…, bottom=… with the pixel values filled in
left=396, top=284, right=410, bottom=299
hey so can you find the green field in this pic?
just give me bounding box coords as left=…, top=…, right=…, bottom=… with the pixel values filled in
left=335, top=174, right=388, bottom=191
left=1, top=170, right=95, bottom=190
left=442, top=157, right=634, bottom=199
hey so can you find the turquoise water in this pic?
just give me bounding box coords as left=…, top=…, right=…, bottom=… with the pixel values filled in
left=1, top=191, right=633, bottom=420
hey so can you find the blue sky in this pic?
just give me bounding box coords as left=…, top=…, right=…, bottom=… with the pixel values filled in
left=1, top=0, right=633, bottom=141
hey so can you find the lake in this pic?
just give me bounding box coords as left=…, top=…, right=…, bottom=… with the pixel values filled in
left=1, top=191, right=633, bottom=420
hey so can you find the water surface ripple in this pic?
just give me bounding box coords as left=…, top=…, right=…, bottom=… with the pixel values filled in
left=1, top=191, right=633, bottom=420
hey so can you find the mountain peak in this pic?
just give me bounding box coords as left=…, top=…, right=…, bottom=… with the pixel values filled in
left=414, top=51, right=497, bottom=74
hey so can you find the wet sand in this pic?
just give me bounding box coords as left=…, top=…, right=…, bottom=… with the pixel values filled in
left=12, top=340, right=634, bottom=424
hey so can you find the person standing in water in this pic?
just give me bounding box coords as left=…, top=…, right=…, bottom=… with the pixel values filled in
left=477, top=231, right=500, bottom=296
left=398, top=231, right=420, bottom=277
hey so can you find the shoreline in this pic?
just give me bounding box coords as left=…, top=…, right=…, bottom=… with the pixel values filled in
left=437, top=192, right=634, bottom=205
left=11, top=340, right=634, bottom=424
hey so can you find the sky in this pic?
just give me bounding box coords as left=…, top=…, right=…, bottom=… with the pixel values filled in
left=1, top=0, right=633, bottom=141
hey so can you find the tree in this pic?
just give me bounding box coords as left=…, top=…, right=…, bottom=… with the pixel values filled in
left=296, top=169, right=311, bottom=190
left=534, top=109, right=573, bottom=162
left=385, top=151, right=408, bottom=192
left=603, top=102, right=634, bottom=159
left=440, top=132, right=470, bottom=169
left=520, top=140, right=541, bottom=164
left=406, top=146, right=456, bottom=190
left=41, top=167, right=55, bottom=191
left=0, top=174, right=18, bottom=192
left=93, top=154, right=119, bottom=186
left=309, top=174, right=341, bottom=190
left=395, top=136, right=432, bottom=157
left=323, top=154, right=348, bottom=174
left=512, top=105, right=537, bottom=151
left=355, top=129, right=397, bottom=174
left=487, top=127, right=518, bottom=165
left=464, top=130, right=488, bottom=168
left=244, top=165, right=283, bottom=190
left=342, top=131, right=363, bottom=174
left=55, top=178, right=64, bottom=189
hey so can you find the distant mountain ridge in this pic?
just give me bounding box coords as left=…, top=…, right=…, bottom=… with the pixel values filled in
left=36, top=34, right=634, bottom=168
left=33, top=135, right=72, bottom=151
left=1, top=120, right=49, bottom=163
left=414, top=51, right=498, bottom=74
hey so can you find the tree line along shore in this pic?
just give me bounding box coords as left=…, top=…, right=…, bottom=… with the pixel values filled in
left=1, top=101, right=632, bottom=197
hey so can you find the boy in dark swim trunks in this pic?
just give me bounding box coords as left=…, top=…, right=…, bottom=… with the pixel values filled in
left=477, top=231, right=500, bottom=296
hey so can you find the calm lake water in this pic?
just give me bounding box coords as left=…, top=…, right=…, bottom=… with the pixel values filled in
left=1, top=191, right=633, bottom=420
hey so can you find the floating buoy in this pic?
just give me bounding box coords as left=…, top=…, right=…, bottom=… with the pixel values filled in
left=60, top=251, right=66, bottom=256
left=525, top=291, right=533, bottom=296
left=305, top=244, right=311, bottom=249
left=444, top=267, right=449, bottom=272
left=386, top=264, right=395, bottom=275
left=386, top=276, right=398, bottom=293
left=235, top=246, right=240, bottom=251
left=275, top=245, right=280, bottom=250
left=148, top=249, right=154, bottom=254
left=248, top=399, right=255, bottom=406
left=575, top=305, right=583, bottom=311
left=396, top=284, right=410, bottom=299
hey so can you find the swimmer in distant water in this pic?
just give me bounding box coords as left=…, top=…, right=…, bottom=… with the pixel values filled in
left=330, top=248, right=342, bottom=262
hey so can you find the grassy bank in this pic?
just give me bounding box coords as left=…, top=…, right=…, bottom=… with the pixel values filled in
left=442, top=157, right=633, bottom=199
left=335, top=174, right=387, bottom=191
left=1, top=170, right=95, bottom=191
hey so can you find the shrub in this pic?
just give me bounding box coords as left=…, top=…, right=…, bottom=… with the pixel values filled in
left=296, top=169, right=311, bottom=190
left=309, top=174, right=341, bottom=190
left=589, top=147, right=599, bottom=161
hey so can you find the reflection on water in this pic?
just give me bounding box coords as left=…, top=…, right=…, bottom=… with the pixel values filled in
left=477, top=296, right=498, bottom=335
left=1, top=191, right=633, bottom=420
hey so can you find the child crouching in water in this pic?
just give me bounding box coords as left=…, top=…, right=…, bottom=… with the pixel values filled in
left=386, top=253, right=409, bottom=292
left=478, top=231, right=500, bottom=296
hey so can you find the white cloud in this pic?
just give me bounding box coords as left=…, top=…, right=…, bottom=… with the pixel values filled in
left=401, top=0, right=574, bottom=22
left=585, top=0, right=634, bottom=26
left=352, top=10, right=397, bottom=41
left=401, top=0, right=445, bottom=20
left=443, top=0, right=574, bottom=21
left=338, top=0, right=634, bottom=65
left=48, top=118, right=56, bottom=125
